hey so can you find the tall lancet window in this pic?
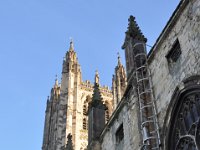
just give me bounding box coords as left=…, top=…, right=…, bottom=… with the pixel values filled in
left=82, top=96, right=91, bottom=130
left=83, top=118, right=87, bottom=130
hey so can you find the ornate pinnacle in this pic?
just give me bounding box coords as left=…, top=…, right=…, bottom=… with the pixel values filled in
left=127, top=15, right=147, bottom=42
left=92, top=71, right=103, bottom=102
left=122, top=15, right=147, bottom=49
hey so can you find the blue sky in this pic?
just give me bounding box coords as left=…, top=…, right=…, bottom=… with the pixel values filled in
left=0, top=0, right=179, bottom=149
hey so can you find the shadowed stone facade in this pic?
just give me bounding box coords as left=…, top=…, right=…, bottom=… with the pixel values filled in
left=42, top=0, right=200, bottom=149
left=100, top=0, right=200, bottom=149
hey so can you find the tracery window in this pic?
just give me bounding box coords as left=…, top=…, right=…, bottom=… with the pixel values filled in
left=169, top=90, right=200, bottom=150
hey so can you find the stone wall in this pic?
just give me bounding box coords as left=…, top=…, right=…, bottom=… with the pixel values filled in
left=148, top=0, right=200, bottom=147
left=100, top=0, right=200, bottom=149
left=100, top=84, right=141, bottom=150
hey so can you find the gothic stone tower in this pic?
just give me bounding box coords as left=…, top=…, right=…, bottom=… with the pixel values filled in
left=42, top=41, right=117, bottom=150
left=112, top=54, right=127, bottom=109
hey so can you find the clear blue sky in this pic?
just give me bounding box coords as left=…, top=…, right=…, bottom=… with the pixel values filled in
left=0, top=0, right=179, bottom=149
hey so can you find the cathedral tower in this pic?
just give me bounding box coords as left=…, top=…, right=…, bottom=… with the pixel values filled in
left=60, top=39, right=83, bottom=149
left=42, top=40, right=113, bottom=150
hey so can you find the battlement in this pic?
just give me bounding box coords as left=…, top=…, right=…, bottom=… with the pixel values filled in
left=100, top=86, right=112, bottom=97
left=80, top=80, right=112, bottom=97
left=80, top=80, right=94, bottom=92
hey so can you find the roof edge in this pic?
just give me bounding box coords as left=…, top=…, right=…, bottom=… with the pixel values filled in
left=147, top=0, right=189, bottom=62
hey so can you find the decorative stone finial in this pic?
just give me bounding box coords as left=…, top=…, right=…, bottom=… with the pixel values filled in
left=117, top=52, right=122, bottom=66
left=55, top=74, right=58, bottom=86
left=95, top=70, right=99, bottom=84
left=69, top=38, right=74, bottom=51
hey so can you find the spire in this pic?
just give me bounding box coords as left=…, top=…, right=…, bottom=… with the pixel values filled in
left=117, top=52, right=122, bottom=66
left=69, top=38, right=74, bottom=51
left=95, top=70, right=100, bottom=85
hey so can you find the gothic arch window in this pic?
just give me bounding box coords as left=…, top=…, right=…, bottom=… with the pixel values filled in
left=83, top=103, right=87, bottom=115
left=82, top=95, right=91, bottom=130
left=83, top=118, right=87, bottom=130
left=168, top=88, right=200, bottom=150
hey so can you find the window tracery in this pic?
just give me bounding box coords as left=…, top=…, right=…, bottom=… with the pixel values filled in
left=169, top=90, right=200, bottom=150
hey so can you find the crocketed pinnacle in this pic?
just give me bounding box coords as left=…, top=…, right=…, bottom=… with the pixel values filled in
left=126, top=15, right=147, bottom=42
left=91, top=71, right=103, bottom=106
left=122, top=16, right=147, bottom=49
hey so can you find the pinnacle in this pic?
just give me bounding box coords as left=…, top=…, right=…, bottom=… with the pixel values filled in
left=127, top=15, right=147, bottom=42
left=92, top=71, right=103, bottom=103
left=54, top=74, right=59, bottom=87
left=117, top=52, right=122, bottom=66
left=95, top=70, right=100, bottom=84
left=69, top=38, right=74, bottom=51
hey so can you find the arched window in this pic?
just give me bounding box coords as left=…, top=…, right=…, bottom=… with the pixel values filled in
left=83, top=104, right=87, bottom=115
left=83, top=118, right=87, bottom=130
left=82, top=95, right=91, bottom=130
left=168, top=89, right=200, bottom=150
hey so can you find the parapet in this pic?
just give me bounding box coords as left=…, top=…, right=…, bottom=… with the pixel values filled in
left=80, top=80, right=112, bottom=97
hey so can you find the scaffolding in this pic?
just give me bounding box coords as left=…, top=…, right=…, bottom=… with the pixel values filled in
left=133, top=43, right=160, bottom=150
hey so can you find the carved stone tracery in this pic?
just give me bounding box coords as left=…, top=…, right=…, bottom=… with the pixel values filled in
left=169, top=88, right=200, bottom=150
